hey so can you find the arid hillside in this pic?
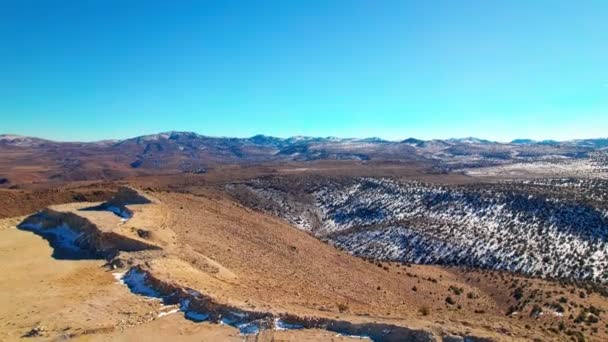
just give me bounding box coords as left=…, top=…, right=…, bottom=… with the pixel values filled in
left=1, top=185, right=607, bottom=341
left=229, top=175, right=608, bottom=283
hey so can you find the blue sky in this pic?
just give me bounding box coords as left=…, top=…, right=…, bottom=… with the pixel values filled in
left=1, top=1, right=607, bottom=142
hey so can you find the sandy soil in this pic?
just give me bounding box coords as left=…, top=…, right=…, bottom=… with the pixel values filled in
left=0, top=216, right=152, bottom=341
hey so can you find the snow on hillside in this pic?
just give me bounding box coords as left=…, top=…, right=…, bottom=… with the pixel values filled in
left=459, top=159, right=607, bottom=179
left=237, top=177, right=608, bottom=284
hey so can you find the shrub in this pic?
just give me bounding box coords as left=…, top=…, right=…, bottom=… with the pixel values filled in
left=513, top=287, right=524, bottom=300
left=449, top=285, right=463, bottom=295
left=574, top=311, right=586, bottom=324
left=337, top=303, right=349, bottom=313
left=588, top=305, right=602, bottom=317
left=530, top=304, right=543, bottom=318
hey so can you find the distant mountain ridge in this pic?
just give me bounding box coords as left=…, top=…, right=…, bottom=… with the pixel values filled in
left=1, top=131, right=607, bottom=184
left=2, top=131, right=607, bottom=146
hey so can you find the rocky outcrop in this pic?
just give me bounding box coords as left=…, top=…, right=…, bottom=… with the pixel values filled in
left=279, top=314, right=437, bottom=342
left=118, top=266, right=472, bottom=342
left=81, top=186, right=151, bottom=219
left=18, top=208, right=159, bottom=259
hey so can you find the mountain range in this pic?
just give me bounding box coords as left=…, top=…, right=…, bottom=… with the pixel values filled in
left=1, top=132, right=607, bottom=185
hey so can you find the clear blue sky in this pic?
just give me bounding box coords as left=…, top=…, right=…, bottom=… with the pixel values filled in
left=1, top=1, right=607, bottom=142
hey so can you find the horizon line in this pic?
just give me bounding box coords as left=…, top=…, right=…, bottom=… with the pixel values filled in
left=2, top=131, right=607, bottom=145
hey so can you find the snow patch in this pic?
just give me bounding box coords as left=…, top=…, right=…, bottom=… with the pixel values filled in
left=185, top=311, right=209, bottom=322
left=158, top=308, right=180, bottom=318
left=121, top=269, right=162, bottom=299
left=112, top=272, right=126, bottom=284
left=335, top=333, right=371, bottom=340
left=274, top=318, right=304, bottom=330
left=236, top=322, right=260, bottom=335
left=19, top=222, right=83, bottom=253
left=106, top=206, right=132, bottom=220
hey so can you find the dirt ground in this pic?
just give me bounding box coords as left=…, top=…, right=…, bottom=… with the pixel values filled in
left=0, top=216, right=151, bottom=341
left=0, top=215, right=375, bottom=342
left=82, top=315, right=371, bottom=342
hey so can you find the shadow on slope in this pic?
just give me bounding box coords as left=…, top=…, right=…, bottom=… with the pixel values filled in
left=79, top=186, right=151, bottom=219
left=17, top=210, right=103, bottom=260
left=17, top=208, right=159, bottom=261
